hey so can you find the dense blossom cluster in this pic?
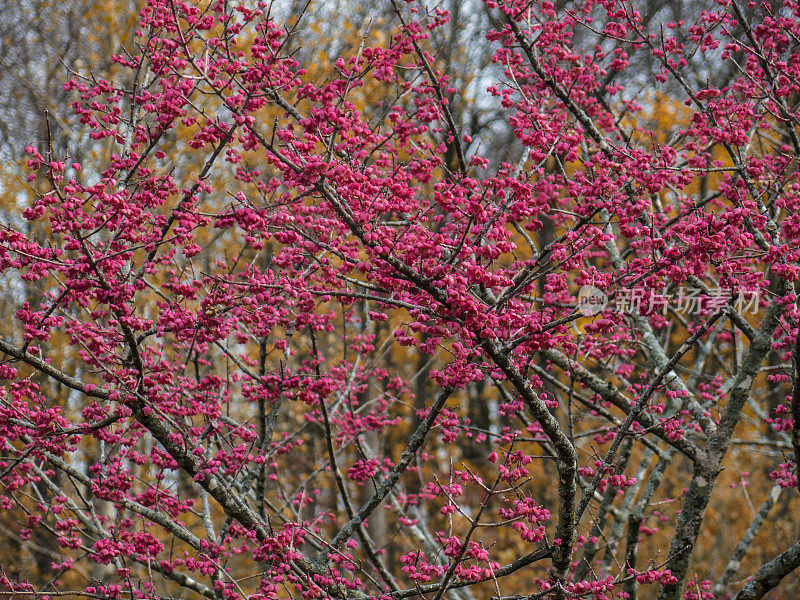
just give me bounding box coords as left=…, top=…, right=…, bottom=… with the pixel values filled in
left=1, top=0, right=800, bottom=599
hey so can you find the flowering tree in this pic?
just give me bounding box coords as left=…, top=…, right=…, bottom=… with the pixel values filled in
left=2, top=0, right=800, bottom=599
